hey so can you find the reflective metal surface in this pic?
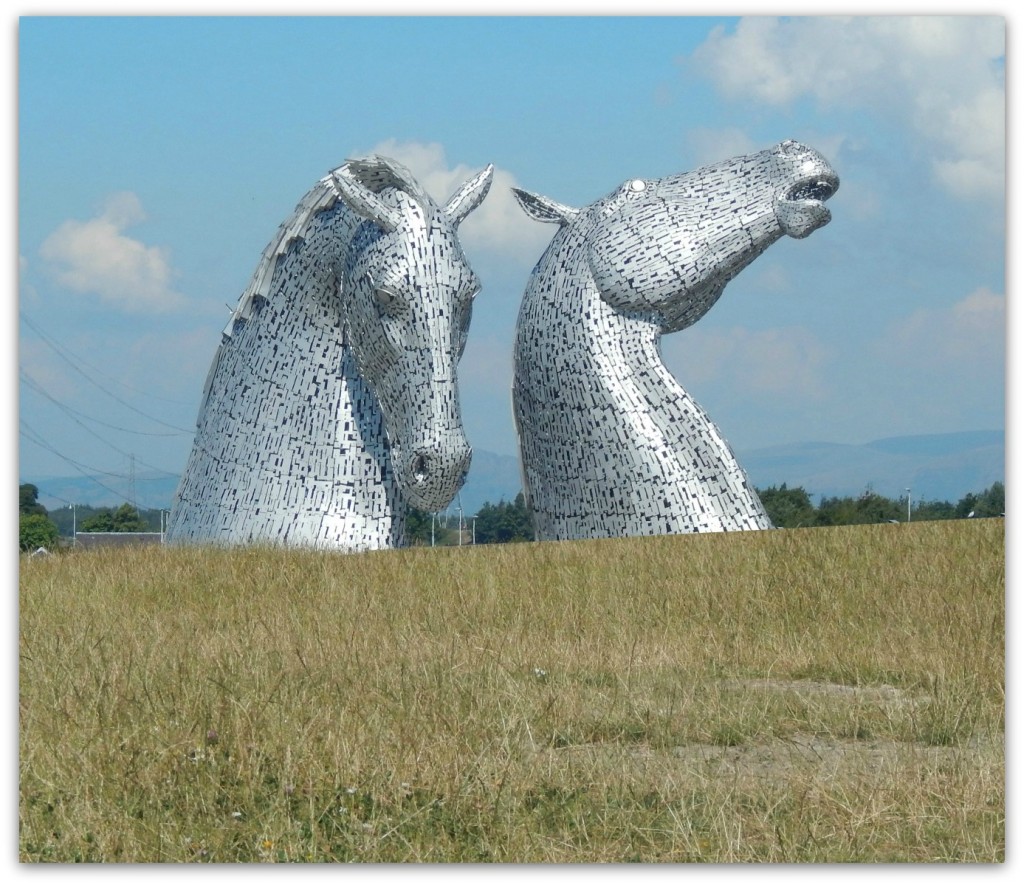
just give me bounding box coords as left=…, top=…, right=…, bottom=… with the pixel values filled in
left=168, top=156, right=493, bottom=549
left=512, top=141, right=838, bottom=540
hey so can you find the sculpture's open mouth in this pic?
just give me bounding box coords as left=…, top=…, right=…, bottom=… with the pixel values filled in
left=785, top=174, right=839, bottom=205
left=776, top=172, right=840, bottom=239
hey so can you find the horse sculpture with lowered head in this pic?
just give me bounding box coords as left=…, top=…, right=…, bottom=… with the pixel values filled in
left=512, top=140, right=838, bottom=540
left=168, top=155, right=493, bottom=549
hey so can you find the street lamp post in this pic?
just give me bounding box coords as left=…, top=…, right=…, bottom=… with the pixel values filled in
left=906, top=488, right=911, bottom=523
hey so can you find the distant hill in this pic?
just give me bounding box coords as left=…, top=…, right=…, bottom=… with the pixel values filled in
left=737, top=429, right=1004, bottom=504
left=455, top=430, right=1005, bottom=508
left=28, top=430, right=1003, bottom=516
left=31, top=473, right=181, bottom=513
left=456, top=449, right=525, bottom=514
left=27, top=452, right=527, bottom=518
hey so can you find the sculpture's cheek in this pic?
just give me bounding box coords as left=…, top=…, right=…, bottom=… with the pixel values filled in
left=587, top=222, right=693, bottom=315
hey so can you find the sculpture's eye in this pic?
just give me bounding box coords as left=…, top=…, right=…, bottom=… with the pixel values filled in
left=374, top=286, right=406, bottom=317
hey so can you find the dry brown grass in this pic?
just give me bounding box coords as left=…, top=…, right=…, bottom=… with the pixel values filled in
left=19, top=519, right=1003, bottom=862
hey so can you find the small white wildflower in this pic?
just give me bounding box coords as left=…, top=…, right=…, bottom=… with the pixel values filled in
left=231, top=811, right=243, bottom=820
left=533, top=667, right=547, bottom=679
left=346, top=787, right=356, bottom=794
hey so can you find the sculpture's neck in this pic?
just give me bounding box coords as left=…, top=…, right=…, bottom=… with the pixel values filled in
left=313, top=345, right=405, bottom=549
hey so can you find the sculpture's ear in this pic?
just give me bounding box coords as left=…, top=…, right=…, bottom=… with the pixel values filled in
left=512, top=188, right=580, bottom=226
left=331, top=163, right=404, bottom=232
left=443, top=164, right=494, bottom=226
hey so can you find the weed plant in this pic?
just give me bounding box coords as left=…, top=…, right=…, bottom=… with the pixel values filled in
left=19, top=519, right=1003, bottom=862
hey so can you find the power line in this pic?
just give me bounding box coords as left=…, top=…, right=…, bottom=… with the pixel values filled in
left=20, top=422, right=177, bottom=509
left=20, top=312, right=193, bottom=406
left=37, top=489, right=75, bottom=507
left=19, top=420, right=137, bottom=501
left=19, top=313, right=196, bottom=433
left=20, top=370, right=187, bottom=438
left=19, top=370, right=179, bottom=479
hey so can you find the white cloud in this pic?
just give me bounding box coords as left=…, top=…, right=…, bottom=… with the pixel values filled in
left=127, top=326, right=221, bottom=401
left=18, top=337, right=80, bottom=401
left=39, top=192, right=188, bottom=312
left=663, top=324, right=830, bottom=402
left=880, top=287, right=1004, bottom=367
left=690, top=16, right=1005, bottom=201
left=19, top=254, right=39, bottom=302
left=863, top=287, right=1005, bottom=432
left=685, top=127, right=760, bottom=166
left=363, top=139, right=554, bottom=258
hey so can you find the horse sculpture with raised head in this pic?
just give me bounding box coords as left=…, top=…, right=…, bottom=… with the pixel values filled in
left=167, top=155, right=494, bottom=549
left=511, top=140, right=838, bottom=540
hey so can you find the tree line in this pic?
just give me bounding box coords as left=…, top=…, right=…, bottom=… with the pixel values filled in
left=406, top=492, right=534, bottom=547
left=756, top=482, right=1004, bottom=529
left=19, top=485, right=164, bottom=551
left=407, top=481, right=1005, bottom=545
left=19, top=480, right=1005, bottom=552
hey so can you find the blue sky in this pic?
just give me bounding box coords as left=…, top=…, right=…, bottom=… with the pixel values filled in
left=14, top=6, right=1010, bottom=509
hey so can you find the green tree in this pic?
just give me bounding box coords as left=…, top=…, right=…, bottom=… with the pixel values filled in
left=20, top=513, right=59, bottom=552
left=976, top=481, right=1005, bottom=517
left=816, top=490, right=903, bottom=526
left=406, top=508, right=458, bottom=546
left=756, top=484, right=816, bottom=528
left=80, top=503, right=149, bottom=533
left=79, top=510, right=115, bottom=532
left=19, top=483, right=48, bottom=517
left=406, top=507, right=431, bottom=545
left=474, top=492, right=535, bottom=544
left=910, top=499, right=957, bottom=521
left=956, top=482, right=1004, bottom=518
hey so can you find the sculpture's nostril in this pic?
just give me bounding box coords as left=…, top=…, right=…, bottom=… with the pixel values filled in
left=412, top=454, right=430, bottom=483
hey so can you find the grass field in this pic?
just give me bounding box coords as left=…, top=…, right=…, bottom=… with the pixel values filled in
left=19, top=519, right=1004, bottom=862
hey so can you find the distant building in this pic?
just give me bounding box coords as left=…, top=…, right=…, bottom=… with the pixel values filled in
left=73, top=532, right=164, bottom=550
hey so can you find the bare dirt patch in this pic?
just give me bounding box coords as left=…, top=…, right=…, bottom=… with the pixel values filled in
left=671, top=679, right=997, bottom=782
left=718, top=678, right=921, bottom=706
left=536, top=679, right=1001, bottom=787
left=668, top=732, right=996, bottom=784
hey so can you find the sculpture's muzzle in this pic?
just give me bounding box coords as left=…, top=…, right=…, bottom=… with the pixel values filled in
left=394, top=437, right=473, bottom=512
left=770, top=141, right=840, bottom=239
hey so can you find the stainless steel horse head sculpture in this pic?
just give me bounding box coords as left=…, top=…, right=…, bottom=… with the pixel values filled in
left=512, top=140, right=839, bottom=540
left=168, top=155, right=493, bottom=549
